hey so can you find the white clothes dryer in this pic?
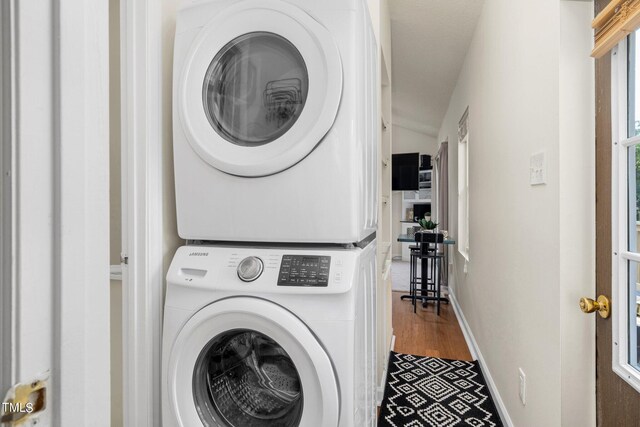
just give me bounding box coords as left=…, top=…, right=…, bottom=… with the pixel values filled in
left=161, top=242, right=377, bottom=427
left=172, top=0, right=378, bottom=244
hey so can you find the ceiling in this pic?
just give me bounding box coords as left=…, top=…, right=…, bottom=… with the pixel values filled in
left=390, top=0, right=485, bottom=137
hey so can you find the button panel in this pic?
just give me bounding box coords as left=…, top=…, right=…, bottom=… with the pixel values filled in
left=278, top=255, right=331, bottom=287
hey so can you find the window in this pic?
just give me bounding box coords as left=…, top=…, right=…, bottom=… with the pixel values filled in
left=612, top=32, right=640, bottom=392
left=458, top=108, right=470, bottom=260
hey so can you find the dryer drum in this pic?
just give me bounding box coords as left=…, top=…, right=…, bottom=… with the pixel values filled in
left=192, top=329, right=304, bottom=427
left=202, top=32, right=309, bottom=148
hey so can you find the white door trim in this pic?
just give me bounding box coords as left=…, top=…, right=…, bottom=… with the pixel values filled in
left=0, top=0, right=14, bottom=398
left=54, top=0, right=111, bottom=423
left=120, top=0, right=165, bottom=425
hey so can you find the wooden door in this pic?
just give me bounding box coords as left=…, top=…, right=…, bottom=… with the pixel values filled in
left=596, top=0, right=640, bottom=424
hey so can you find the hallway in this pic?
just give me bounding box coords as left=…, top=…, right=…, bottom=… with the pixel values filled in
left=391, top=290, right=473, bottom=361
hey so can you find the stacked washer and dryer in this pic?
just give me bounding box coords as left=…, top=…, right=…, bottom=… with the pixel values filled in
left=162, top=0, right=379, bottom=426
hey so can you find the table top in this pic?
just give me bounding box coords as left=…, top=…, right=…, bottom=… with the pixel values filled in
left=397, top=234, right=456, bottom=244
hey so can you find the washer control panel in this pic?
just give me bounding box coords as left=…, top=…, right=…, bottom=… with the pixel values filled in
left=278, top=255, right=331, bottom=287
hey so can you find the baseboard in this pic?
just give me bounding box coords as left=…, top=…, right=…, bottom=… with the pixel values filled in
left=449, top=291, right=514, bottom=427
left=377, top=333, right=396, bottom=404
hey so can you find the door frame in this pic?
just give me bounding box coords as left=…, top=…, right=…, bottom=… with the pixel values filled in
left=1, top=0, right=111, bottom=425
left=0, top=0, right=13, bottom=400
left=120, top=0, right=165, bottom=425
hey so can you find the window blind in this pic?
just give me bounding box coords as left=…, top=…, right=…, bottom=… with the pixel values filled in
left=592, top=0, right=640, bottom=58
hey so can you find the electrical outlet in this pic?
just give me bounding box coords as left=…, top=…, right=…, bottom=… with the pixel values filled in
left=519, top=368, right=526, bottom=406
left=530, top=152, right=546, bottom=186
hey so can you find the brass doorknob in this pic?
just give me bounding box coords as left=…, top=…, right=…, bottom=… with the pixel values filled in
left=579, top=295, right=611, bottom=319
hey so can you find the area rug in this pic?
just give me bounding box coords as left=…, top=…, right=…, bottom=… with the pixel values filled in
left=378, top=352, right=503, bottom=427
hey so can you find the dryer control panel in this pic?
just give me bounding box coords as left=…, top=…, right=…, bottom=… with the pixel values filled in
left=277, top=255, right=331, bottom=287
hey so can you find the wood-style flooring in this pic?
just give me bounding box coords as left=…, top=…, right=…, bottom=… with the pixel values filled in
left=391, top=290, right=473, bottom=361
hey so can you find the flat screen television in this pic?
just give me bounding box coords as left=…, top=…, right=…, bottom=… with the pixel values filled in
left=392, top=153, right=419, bottom=191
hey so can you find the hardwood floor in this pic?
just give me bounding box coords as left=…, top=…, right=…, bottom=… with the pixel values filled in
left=391, top=290, right=473, bottom=361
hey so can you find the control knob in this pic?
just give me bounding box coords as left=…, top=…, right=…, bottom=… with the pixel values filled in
left=237, top=256, right=264, bottom=282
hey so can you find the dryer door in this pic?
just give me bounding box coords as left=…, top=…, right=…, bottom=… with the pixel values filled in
left=177, top=0, right=342, bottom=177
left=166, top=297, right=339, bottom=427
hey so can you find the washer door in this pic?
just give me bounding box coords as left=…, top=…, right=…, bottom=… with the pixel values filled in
left=178, top=0, right=342, bottom=177
left=166, top=297, right=340, bottom=427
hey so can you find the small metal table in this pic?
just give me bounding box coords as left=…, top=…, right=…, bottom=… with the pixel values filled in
left=396, top=233, right=455, bottom=306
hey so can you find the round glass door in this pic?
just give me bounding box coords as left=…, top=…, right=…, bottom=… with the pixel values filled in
left=203, top=32, right=309, bottom=147
left=177, top=0, right=342, bottom=176
left=166, top=297, right=339, bottom=426
left=192, top=329, right=303, bottom=427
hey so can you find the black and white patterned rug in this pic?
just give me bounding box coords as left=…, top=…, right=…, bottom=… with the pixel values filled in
left=378, top=352, right=503, bottom=427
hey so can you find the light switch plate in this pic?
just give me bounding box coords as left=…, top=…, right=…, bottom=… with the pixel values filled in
left=530, top=152, right=546, bottom=186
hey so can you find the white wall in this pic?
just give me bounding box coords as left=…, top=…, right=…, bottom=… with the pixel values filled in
left=392, top=191, right=403, bottom=256
left=368, top=0, right=392, bottom=80
left=162, top=0, right=183, bottom=275
left=437, top=0, right=595, bottom=425
left=367, top=0, right=380, bottom=47
left=392, top=124, right=438, bottom=154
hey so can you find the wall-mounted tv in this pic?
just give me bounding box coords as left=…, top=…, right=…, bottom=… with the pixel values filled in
left=392, top=153, right=419, bottom=191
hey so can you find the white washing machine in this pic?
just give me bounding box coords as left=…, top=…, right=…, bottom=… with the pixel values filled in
left=161, top=242, right=377, bottom=427
left=172, top=0, right=378, bottom=244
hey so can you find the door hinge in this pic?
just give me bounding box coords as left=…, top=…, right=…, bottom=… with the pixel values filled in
left=1, top=373, right=48, bottom=425
left=120, top=253, right=128, bottom=265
